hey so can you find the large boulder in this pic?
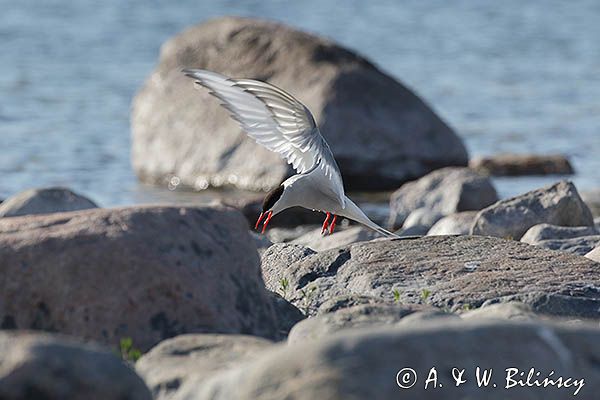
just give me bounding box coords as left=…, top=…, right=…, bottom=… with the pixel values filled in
left=260, top=235, right=600, bottom=318
left=521, top=223, right=600, bottom=255
left=586, top=246, right=600, bottom=263
left=581, top=189, right=600, bottom=217
left=193, top=319, right=599, bottom=399
left=131, top=17, right=468, bottom=192
left=136, top=334, right=273, bottom=400
left=471, top=181, right=594, bottom=240
left=0, top=206, right=278, bottom=350
left=0, top=331, right=151, bottom=400
left=0, top=187, right=97, bottom=218
left=469, top=153, right=574, bottom=176
left=427, top=211, right=478, bottom=235
left=388, top=167, right=498, bottom=229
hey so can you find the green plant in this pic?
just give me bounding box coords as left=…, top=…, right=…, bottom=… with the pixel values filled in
left=392, top=288, right=401, bottom=303
left=120, top=337, right=142, bottom=363
left=462, top=303, right=472, bottom=311
left=299, top=285, right=317, bottom=314
left=278, top=277, right=290, bottom=299
left=420, top=288, right=431, bottom=303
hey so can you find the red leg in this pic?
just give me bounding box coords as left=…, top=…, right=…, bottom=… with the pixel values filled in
left=254, top=211, right=264, bottom=230
left=329, top=214, right=338, bottom=234
left=321, top=212, right=331, bottom=234
left=261, top=211, right=273, bottom=234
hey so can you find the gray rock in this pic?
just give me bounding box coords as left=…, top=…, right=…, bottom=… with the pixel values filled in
left=586, top=246, right=600, bottom=263
left=260, top=243, right=316, bottom=295
left=292, top=226, right=381, bottom=252
left=427, top=211, right=478, bottom=235
left=469, top=153, right=574, bottom=176
left=397, top=225, right=429, bottom=236
left=131, top=17, right=467, bottom=193
left=0, top=187, right=97, bottom=218
left=0, top=206, right=278, bottom=351
left=461, top=302, right=537, bottom=321
left=136, top=334, right=273, bottom=400
left=260, top=235, right=600, bottom=318
left=402, top=207, right=444, bottom=230
left=194, top=319, right=599, bottom=399
left=531, top=236, right=600, bottom=256
left=471, top=180, right=594, bottom=240
left=267, top=291, right=306, bottom=338
left=521, top=223, right=598, bottom=243
left=316, top=294, right=389, bottom=314
left=266, top=225, right=321, bottom=243
left=389, top=167, right=498, bottom=229
left=0, top=331, right=151, bottom=400
left=581, top=189, right=600, bottom=217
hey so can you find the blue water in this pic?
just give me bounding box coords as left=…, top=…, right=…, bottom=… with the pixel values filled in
left=1, top=0, right=599, bottom=206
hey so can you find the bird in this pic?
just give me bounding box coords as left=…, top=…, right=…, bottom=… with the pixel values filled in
left=183, top=69, right=398, bottom=238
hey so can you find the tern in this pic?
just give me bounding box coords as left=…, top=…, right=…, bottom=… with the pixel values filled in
left=183, top=69, right=398, bottom=237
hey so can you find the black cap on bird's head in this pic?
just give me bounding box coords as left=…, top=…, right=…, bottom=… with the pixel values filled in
left=255, top=185, right=284, bottom=233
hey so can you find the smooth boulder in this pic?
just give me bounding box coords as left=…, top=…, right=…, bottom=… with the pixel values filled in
left=521, top=223, right=600, bottom=255
left=131, top=17, right=468, bottom=192
left=427, top=211, right=478, bottom=235
left=0, top=206, right=278, bottom=351
left=471, top=180, right=594, bottom=240
left=0, top=331, right=151, bottom=400
left=260, top=235, right=600, bottom=318
left=389, top=167, right=498, bottom=229
left=586, top=246, right=600, bottom=263
left=469, top=153, right=574, bottom=176
left=0, top=187, right=97, bottom=218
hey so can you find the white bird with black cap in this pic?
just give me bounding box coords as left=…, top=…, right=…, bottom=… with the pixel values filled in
left=183, top=69, right=398, bottom=237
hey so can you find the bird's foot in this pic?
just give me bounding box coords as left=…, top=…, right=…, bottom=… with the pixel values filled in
left=321, top=212, right=337, bottom=235
left=255, top=211, right=273, bottom=233
left=321, top=212, right=331, bottom=235
left=329, top=214, right=338, bottom=234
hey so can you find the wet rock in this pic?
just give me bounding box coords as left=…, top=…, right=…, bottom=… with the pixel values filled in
left=0, top=187, right=97, bottom=218
left=287, top=303, right=437, bottom=343
left=292, top=226, right=381, bottom=252
left=0, top=206, right=278, bottom=351
left=0, top=331, right=151, bottom=400
left=427, top=211, right=478, bottom=235
left=389, top=167, right=498, bottom=229
left=260, top=235, right=600, bottom=318
left=469, top=153, right=574, bottom=176
left=131, top=17, right=467, bottom=193
left=195, top=319, right=599, bottom=399
left=136, top=334, right=273, bottom=400
left=471, top=180, right=594, bottom=240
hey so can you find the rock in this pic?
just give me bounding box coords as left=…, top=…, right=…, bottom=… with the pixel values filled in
left=397, top=225, right=429, bottom=236
left=427, top=211, right=478, bottom=235
left=0, top=331, right=151, bottom=400
left=316, top=294, right=389, bottom=314
left=136, top=334, right=273, bottom=400
left=581, top=189, right=600, bottom=217
left=469, top=153, right=574, bottom=176
left=250, top=231, right=273, bottom=254
left=461, top=302, right=537, bottom=321
left=292, top=226, right=381, bottom=252
left=234, top=196, right=324, bottom=227
left=260, top=235, right=600, bottom=318
left=266, top=225, right=320, bottom=243
left=287, top=303, right=437, bottom=343
left=260, top=243, right=316, bottom=295
left=388, top=167, right=498, bottom=229
left=131, top=17, right=467, bottom=193
left=586, top=246, right=600, bottom=263
left=529, top=236, right=600, bottom=256
left=521, top=223, right=598, bottom=243
left=0, top=187, right=97, bottom=218
left=195, top=319, right=599, bottom=399
left=402, top=207, right=444, bottom=230
left=267, top=291, right=306, bottom=338
left=471, top=180, right=594, bottom=240
left=0, top=206, right=278, bottom=351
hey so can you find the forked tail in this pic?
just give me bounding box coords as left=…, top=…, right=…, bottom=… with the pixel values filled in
left=339, top=197, right=401, bottom=238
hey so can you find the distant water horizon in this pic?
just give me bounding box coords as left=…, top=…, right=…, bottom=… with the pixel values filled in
left=1, top=0, right=599, bottom=206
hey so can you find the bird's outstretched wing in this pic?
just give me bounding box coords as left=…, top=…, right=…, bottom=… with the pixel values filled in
left=183, top=69, right=345, bottom=207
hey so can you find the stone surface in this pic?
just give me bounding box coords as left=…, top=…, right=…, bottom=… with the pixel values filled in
left=402, top=207, right=444, bottom=230
left=461, top=301, right=538, bottom=321
left=292, top=226, right=381, bottom=252
left=586, top=246, right=600, bottom=263
left=260, top=235, right=600, bottom=318
left=136, top=334, right=273, bottom=400
left=581, top=189, right=600, bottom=217
left=521, top=223, right=598, bottom=243
left=0, top=187, right=97, bottom=218
left=0, top=206, right=278, bottom=351
left=427, top=211, right=478, bottom=235
left=287, top=303, right=439, bottom=343
left=131, top=17, right=468, bottom=192
left=471, top=180, right=594, bottom=240
left=267, top=291, right=306, bottom=338
left=469, top=153, right=574, bottom=176
left=0, top=331, right=151, bottom=400
left=195, top=319, right=599, bottom=399
left=389, top=167, right=498, bottom=229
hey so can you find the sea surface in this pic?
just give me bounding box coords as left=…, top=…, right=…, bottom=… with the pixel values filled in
left=1, top=0, right=599, bottom=206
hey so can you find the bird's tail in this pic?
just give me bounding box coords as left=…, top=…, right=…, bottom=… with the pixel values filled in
left=339, top=197, right=401, bottom=238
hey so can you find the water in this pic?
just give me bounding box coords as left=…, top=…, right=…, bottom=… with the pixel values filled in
left=1, top=0, right=599, bottom=206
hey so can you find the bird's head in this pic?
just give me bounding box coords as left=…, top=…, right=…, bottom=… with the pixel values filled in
left=254, top=184, right=285, bottom=233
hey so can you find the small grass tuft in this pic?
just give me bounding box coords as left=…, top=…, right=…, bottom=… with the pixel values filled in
left=392, top=288, right=402, bottom=303
left=120, top=337, right=142, bottom=363
left=420, top=288, right=431, bottom=303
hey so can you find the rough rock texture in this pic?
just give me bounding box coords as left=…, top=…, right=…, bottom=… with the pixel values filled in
left=469, top=153, right=574, bottom=176
left=194, top=319, right=599, bottom=399
left=136, top=334, right=273, bottom=400
left=389, top=167, right=498, bottom=229
left=287, top=303, right=441, bottom=343
left=0, top=331, right=151, bottom=400
left=292, top=226, right=381, bottom=252
left=471, top=180, right=594, bottom=240
left=426, top=211, right=477, bottom=235
left=528, top=236, right=600, bottom=256
left=260, top=235, right=600, bottom=318
left=131, top=17, right=467, bottom=192
left=586, top=246, right=600, bottom=263
left=0, top=187, right=97, bottom=218
left=0, top=206, right=278, bottom=351
left=521, top=223, right=600, bottom=255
